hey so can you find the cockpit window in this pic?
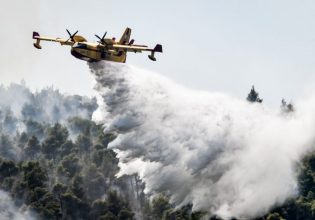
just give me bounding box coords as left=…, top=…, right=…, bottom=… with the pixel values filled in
left=73, top=43, right=87, bottom=49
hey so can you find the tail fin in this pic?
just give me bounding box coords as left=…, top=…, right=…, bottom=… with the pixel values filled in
left=33, top=31, right=40, bottom=39
left=119, top=27, right=131, bottom=45
left=153, top=44, right=163, bottom=53
left=32, top=31, right=42, bottom=49
left=148, top=44, right=163, bottom=61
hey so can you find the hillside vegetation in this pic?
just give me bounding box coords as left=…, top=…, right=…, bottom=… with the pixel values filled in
left=0, top=83, right=314, bottom=220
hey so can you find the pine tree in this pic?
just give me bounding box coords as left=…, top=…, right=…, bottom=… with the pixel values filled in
left=247, top=86, right=263, bottom=103
left=280, top=99, right=294, bottom=114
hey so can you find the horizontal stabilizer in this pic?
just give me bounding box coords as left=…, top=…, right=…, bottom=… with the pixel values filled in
left=33, top=43, right=42, bottom=49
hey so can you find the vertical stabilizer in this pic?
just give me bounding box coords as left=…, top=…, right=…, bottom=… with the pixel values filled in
left=119, top=27, right=131, bottom=45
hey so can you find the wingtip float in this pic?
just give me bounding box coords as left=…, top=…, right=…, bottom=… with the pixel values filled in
left=32, top=27, right=163, bottom=63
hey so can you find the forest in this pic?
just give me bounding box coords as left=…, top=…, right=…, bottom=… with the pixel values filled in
left=0, top=83, right=314, bottom=220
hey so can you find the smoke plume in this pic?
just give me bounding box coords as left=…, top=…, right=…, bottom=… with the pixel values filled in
left=0, top=190, right=35, bottom=220
left=90, top=61, right=315, bottom=219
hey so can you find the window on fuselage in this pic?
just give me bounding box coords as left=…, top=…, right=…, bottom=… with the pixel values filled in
left=74, top=43, right=87, bottom=49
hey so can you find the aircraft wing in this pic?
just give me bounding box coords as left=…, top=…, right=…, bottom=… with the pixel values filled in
left=113, top=44, right=149, bottom=53
left=113, top=43, right=162, bottom=61
left=113, top=44, right=162, bottom=53
left=112, top=44, right=163, bottom=61
left=33, top=32, right=74, bottom=49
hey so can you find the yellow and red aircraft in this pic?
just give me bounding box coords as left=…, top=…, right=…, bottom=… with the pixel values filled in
left=32, top=27, right=162, bottom=63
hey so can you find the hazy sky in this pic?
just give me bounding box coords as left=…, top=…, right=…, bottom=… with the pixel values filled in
left=1, top=0, right=315, bottom=106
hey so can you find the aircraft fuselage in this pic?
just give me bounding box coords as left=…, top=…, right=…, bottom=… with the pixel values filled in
left=70, top=42, right=126, bottom=62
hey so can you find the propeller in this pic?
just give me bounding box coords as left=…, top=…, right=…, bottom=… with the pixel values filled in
left=95, top=32, right=107, bottom=46
left=65, top=29, right=79, bottom=43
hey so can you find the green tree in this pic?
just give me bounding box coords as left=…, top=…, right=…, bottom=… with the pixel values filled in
left=280, top=99, right=294, bottom=114
left=60, top=192, right=91, bottom=219
left=84, top=165, right=106, bottom=200
left=71, top=175, right=87, bottom=200
left=24, top=136, right=41, bottom=160
left=67, top=117, right=93, bottom=135
left=92, top=148, right=119, bottom=179
left=0, top=134, right=16, bottom=161
left=25, top=120, right=45, bottom=140
left=28, top=187, right=61, bottom=219
left=247, top=86, right=263, bottom=103
left=17, top=132, right=28, bottom=149
left=97, top=132, right=116, bottom=148
left=22, top=161, right=47, bottom=189
left=191, top=211, right=207, bottom=220
left=76, top=133, right=92, bottom=153
left=52, top=182, right=67, bottom=196
left=151, top=195, right=172, bottom=220
left=21, top=103, right=43, bottom=121
left=0, top=158, right=18, bottom=181
left=90, top=199, right=108, bottom=219
left=299, top=153, right=315, bottom=196
left=3, top=108, right=18, bottom=133
left=42, top=123, right=69, bottom=160
left=106, top=190, right=131, bottom=217
left=118, top=208, right=135, bottom=220
left=60, top=140, right=78, bottom=157
left=266, top=212, right=285, bottom=220
left=57, top=153, right=81, bottom=178
left=102, top=211, right=117, bottom=220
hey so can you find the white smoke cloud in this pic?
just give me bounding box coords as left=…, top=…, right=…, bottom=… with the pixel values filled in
left=0, top=190, right=36, bottom=220
left=0, top=82, right=96, bottom=126
left=90, top=61, right=315, bottom=219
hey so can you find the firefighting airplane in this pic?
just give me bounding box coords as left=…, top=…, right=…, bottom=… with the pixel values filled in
left=32, top=27, right=162, bottom=63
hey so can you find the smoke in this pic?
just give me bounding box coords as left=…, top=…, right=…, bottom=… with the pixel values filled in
left=0, top=190, right=35, bottom=220
left=0, top=83, right=96, bottom=161
left=89, top=61, right=315, bottom=219
left=0, top=82, right=96, bottom=124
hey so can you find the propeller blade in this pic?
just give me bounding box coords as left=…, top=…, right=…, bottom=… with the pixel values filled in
left=72, top=30, right=79, bottom=37
left=102, top=32, right=107, bottom=39
left=95, top=34, right=102, bottom=40
left=65, top=29, right=72, bottom=43
left=65, top=29, right=78, bottom=43
left=95, top=32, right=108, bottom=46
left=66, top=29, right=71, bottom=36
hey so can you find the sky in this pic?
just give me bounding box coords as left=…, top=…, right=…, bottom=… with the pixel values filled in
left=1, top=0, right=315, bottom=106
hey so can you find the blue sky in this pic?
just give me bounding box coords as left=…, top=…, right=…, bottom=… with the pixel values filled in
left=1, top=0, right=315, bottom=106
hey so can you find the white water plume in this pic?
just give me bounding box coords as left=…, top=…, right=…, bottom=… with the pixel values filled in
left=90, top=61, right=315, bottom=219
